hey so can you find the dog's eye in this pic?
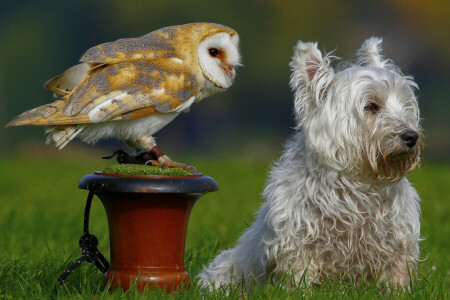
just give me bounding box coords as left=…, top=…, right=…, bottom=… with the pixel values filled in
left=364, top=102, right=380, bottom=113
left=208, top=48, right=220, bottom=57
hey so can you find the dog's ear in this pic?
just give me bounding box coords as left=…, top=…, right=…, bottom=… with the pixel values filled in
left=356, top=37, right=388, bottom=68
left=289, top=41, right=335, bottom=126
left=289, top=41, right=335, bottom=104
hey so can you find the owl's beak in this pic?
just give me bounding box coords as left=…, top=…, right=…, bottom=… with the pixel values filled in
left=221, top=64, right=235, bottom=81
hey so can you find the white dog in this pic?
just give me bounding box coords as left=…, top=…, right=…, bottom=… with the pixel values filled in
left=198, top=37, right=423, bottom=290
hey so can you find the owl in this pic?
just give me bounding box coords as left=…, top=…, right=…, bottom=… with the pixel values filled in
left=6, top=23, right=241, bottom=169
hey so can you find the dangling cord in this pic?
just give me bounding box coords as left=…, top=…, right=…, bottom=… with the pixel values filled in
left=56, top=192, right=110, bottom=288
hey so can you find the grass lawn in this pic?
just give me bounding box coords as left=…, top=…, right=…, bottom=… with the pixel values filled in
left=0, top=150, right=448, bottom=299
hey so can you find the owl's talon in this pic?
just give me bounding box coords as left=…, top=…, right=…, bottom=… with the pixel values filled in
left=145, top=160, right=162, bottom=167
left=162, top=162, right=197, bottom=172
left=157, top=156, right=197, bottom=172
left=144, top=158, right=196, bottom=172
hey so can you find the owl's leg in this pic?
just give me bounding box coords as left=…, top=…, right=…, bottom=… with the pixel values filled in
left=126, top=136, right=196, bottom=171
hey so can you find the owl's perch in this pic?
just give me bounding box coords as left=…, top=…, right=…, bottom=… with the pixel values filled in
left=102, top=164, right=193, bottom=176
left=76, top=170, right=218, bottom=292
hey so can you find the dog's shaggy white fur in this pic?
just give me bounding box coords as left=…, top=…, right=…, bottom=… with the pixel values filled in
left=197, top=37, right=423, bottom=290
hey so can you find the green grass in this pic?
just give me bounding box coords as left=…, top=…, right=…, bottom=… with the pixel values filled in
left=102, top=163, right=193, bottom=176
left=0, top=151, right=448, bottom=299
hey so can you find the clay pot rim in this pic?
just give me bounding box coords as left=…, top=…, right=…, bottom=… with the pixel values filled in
left=80, top=172, right=219, bottom=194
left=94, top=171, right=204, bottom=179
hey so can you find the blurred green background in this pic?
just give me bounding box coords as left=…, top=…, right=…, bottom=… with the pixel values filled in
left=0, top=0, right=448, bottom=161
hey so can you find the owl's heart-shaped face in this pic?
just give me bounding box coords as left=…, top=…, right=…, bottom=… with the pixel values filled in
left=198, top=32, right=241, bottom=89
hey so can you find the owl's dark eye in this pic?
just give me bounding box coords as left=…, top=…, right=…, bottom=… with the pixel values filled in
left=208, top=48, right=219, bottom=57
left=364, top=102, right=380, bottom=113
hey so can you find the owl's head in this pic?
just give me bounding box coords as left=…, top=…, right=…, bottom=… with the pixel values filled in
left=196, top=25, right=241, bottom=89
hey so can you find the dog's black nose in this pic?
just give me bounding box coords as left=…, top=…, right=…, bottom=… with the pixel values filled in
left=400, top=130, right=419, bottom=148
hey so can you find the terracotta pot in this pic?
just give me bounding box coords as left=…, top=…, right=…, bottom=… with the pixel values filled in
left=78, top=171, right=218, bottom=292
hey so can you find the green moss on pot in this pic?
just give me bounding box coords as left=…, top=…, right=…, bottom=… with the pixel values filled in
left=103, top=164, right=193, bottom=176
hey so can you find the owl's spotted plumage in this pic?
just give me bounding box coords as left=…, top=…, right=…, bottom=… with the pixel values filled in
left=7, top=23, right=241, bottom=168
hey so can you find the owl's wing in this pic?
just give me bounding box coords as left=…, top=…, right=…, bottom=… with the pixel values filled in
left=44, top=63, right=105, bottom=97
left=44, top=30, right=176, bottom=96
left=80, top=31, right=176, bottom=64
left=7, top=60, right=199, bottom=127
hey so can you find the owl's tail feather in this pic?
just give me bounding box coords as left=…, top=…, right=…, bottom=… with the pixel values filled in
left=5, top=99, right=67, bottom=127
left=45, top=125, right=84, bottom=149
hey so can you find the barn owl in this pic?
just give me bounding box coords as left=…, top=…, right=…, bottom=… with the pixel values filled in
left=6, top=23, right=241, bottom=169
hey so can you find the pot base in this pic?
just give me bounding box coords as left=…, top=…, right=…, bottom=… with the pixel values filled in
left=106, top=269, right=190, bottom=292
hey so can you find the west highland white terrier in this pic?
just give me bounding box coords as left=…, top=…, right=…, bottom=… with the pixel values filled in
left=198, top=37, right=423, bottom=290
